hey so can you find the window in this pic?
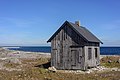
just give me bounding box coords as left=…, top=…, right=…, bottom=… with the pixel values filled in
left=95, top=48, right=97, bottom=58
left=88, top=48, right=92, bottom=60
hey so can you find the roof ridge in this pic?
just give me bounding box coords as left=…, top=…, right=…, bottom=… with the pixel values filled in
left=68, top=21, right=103, bottom=43
left=47, top=21, right=103, bottom=44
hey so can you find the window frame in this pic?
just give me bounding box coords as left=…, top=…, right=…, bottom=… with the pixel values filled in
left=95, top=48, right=97, bottom=58
left=88, top=48, right=92, bottom=60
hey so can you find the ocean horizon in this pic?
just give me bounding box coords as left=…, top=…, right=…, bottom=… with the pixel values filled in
left=1, top=46, right=120, bottom=55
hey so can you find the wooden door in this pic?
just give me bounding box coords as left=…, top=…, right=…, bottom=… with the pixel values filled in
left=78, top=48, right=82, bottom=63
left=71, top=50, right=78, bottom=66
left=70, top=47, right=83, bottom=69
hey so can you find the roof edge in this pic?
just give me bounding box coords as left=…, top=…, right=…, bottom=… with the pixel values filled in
left=47, top=21, right=103, bottom=44
left=47, top=21, right=69, bottom=42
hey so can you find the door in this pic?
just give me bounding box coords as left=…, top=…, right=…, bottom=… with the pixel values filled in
left=70, top=47, right=83, bottom=69
left=71, top=50, right=78, bottom=66
left=78, top=48, right=82, bottom=63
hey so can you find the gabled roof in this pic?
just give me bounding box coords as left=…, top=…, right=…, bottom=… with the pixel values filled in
left=47, top=21, right=103, bottom=44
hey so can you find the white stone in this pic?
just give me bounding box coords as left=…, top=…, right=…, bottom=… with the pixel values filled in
left=0, top=58, right=7, bottom=60
left=117, top=69, right=120, bottom=71
left=111, top=68, right=118, bottom=71
left=48, top=66, right=57, bottom=72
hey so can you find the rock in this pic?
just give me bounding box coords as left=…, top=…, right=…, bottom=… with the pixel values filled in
left=116, top=61, right=119, bottom=63
left=111, top=68, right=118, bottom=71
left=44, top=77, right=52, bottom=80
left=85, top=69, right=93, bottom=74
left=48, top=66, right=57, bottom=72
left=108, top=60, right=112, bottom=63
left=91, top=68, right=98, bottom=71
left=0, top=48, right=8, bottom=57
left=76, top=70, right=83, bottom=73
left=5, top=58, right=21, bottom=64
left=0, top=58, right=7, bottom=60
left=85, top=70, right=91, bottom=74
left=116, top=59, right=120, bottom=63
left=118, top=69, right=120, bottom=71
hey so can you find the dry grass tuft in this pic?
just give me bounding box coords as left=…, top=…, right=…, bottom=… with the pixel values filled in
left=100, top=56, right=120, bottom=68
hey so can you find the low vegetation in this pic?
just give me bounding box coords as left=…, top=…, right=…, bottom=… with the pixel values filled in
left=0, top=56, right=120, bottom=80
left=4, top=63, right=20, bottom=68
left=100, top=56, right=120, bottom=68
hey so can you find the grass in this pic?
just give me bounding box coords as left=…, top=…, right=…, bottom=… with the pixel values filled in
left=0, top=56, right=120, bottom=80
left=100, top=56, right=120, bottom=68
left=0, top=69, right=119, bottom=80
left=4, top=63, right=20, bottom=68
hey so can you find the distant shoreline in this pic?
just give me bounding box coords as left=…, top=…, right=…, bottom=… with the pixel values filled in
left=0, top=47, right=119, bottom=60
left=100, top=55, right=120, bottom=59
left=1, top=46, right=120, bottom=55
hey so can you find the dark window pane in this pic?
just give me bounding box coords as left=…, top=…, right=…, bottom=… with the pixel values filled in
left=88, top=48, right=92, bottom=60
left=95, top=48, right=97, bottom=58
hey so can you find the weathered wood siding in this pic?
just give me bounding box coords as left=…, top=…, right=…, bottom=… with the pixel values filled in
left=51, top=24, right=100, bottom=70
left=51, top=25, right=87, bottom=70
left=84, top=46, right=100, bottom=68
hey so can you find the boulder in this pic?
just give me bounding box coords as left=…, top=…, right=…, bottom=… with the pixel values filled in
left=48, top=66, right=57, bottom=72
left=108, top=60, right=112, bottom=63
left=111, top=68, right=118, bottom=71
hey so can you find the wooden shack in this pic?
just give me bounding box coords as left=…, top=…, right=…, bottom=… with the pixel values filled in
left=47, top=21, right=103, bottom=70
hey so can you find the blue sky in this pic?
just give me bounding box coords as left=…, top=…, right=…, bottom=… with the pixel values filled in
left=0, top=0, right=120, bottom=46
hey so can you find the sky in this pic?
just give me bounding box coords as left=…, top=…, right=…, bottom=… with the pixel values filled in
left=0, top=0, right=120, bottom=46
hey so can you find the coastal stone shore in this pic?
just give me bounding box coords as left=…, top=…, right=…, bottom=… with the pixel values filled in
left=0, top=48, right=50, bottom=58
left=100, top=55, right=120, bottom=59
left=0, top=48, right=50, bottom=71
left=55, top=66, right=120, bottom=74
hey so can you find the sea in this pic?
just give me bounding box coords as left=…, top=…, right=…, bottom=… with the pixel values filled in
left=2, top=46, right=120, bottom=55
